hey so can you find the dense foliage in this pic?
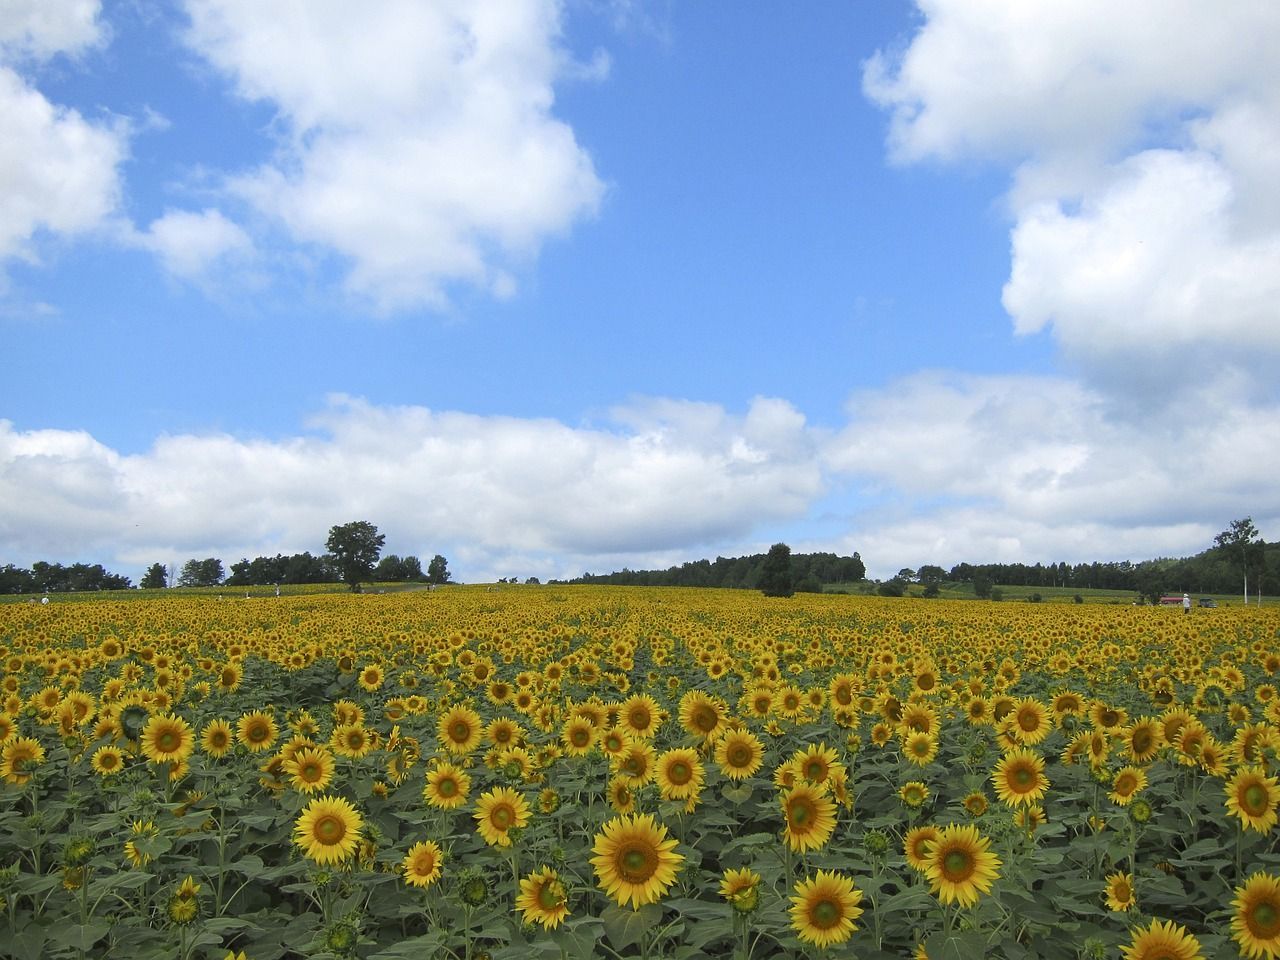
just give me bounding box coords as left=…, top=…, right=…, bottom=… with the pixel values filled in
left=569, top=550, right=866, bottom=590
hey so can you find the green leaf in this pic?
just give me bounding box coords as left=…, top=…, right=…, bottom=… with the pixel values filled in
left=48, top=920, right=111, bottom=953
left=875, top=884, right=935, bottom=915
left=925, top=930, right=992, bottom=960
left=602, top=902, right=662, bottom=951
left=0, top=923, right=49, bottom=960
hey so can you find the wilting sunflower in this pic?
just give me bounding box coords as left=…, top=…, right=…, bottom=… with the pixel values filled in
left=619, top=694, right=662, bottom=740
left=655, top=748, right=704, bottom=805
left=780, top=783, right=837, bottom=853
left=201, top=719, right=234, bottom=758
left=1109, top=766, right=1148, bottom=806
left=424, top=762, right=471, bottom=809
left=715, top=729, right=764, bottom=780
left=236, top=710, right=278, bottom=753
left=904, top=825, right=941, bottom=872
left=922, top=823, right=1002, bottom=908
left=1008, top=697, right=1052, bottom=745
left=1226, top=766, right=1280, bottom=834
left=140, top=713, right=194, bottom=766
left=1232, top=871, right=1280, bottom=960
left=516, top=866, right=570, bottom=930
left=90, top=745, right=125, bottom=777
left=992, top=748, right=1049, bottom=807
left=1121, top=918, right=1205, bottom=960
left=720, top=867, right=761, bottom=914
left=1, top=736, right=45, bottom=785
left=285, top=747, right=335, bottom=794
left=590, top=813, right=684, bottom=908
left=1104, top=871, right=1136, bottom=912
left=790, top=870, right=863, bottom=949
left=474, top=786, right=531, bottom=847
left=402, top=839, right=443, bottom=888
left=438, top=706, right=484, bottom=755
left=293, top=795, right=364, bottom=865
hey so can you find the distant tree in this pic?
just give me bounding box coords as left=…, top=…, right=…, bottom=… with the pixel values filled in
left=427, top=554, right=451, bottom=585
left=972, top=575, right=993, bottom=599
left=525, top=576, right=540, bottom=585
left=795, top=575, right=823, bottom=594
left=1214, top=517, right=1262, bottom=605
left=326, top=521, right=386, bottom=592
left=0, top=564, right=35, bottom=594
left=759, top=543, right=794, bottom=598
left=877, top=577, right=907, bottom=597
left=897, top=568, right=917, bottom=583
left=917, top=565, right=946, bottom=587
left=177, top=558, right=224, bottom=587
left=140, top=563, right=168, bottom=589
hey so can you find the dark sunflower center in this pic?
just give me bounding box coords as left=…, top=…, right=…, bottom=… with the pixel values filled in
left=619, top=846, right=653, bottom=882
left=315, top=815, right=344, bottom=845
left=1249, top=901, right=1279, bottom=936
left=438, top=778, right=457, bottom=796
left=1116, top=775, right=1135, bottom=794
left=1013, top=767, right=1033, bottom=788
left=1019, top=712, right=1038, bottom=731
left=669, top=762, right=691, bottom=784
left=729, top=745, right=751, bottom=766
left=943, top=850, right=971, bottom=880
left=157, top=730, right=178, bottom=752
left=491, top=805, right=513, bottom=829
left=414, top=851, right=435, bottom=875
left=1243, top=784, right=1269, bottom=814
left=451, top=722, right=470, bottom=742
left=630, top=709, right=650, bottom=729
left=811, top=898, right=840, bottom=928
left=790, top=798, right=812, bottom=826
left=249, top=724, right=267, bottom=742
left=693, top=708, right=716, bottom=731
left=1132, top=729, right=1152, bottom=752
left=572, top=729, right=590, bottom=746
left=537, top=882, right=562, bottom=909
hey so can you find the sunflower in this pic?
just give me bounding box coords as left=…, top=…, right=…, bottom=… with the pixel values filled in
left=790, top=870, right=863, bottom=949
left=294, top=795, right=363, bottom=865
left=474, top=786, right=531, bottom=848
left=358, top=664, right=384, bottom=693
left=424, top=761, right=471, bottom=809
left=678, top=690, right=726, bottom=742
left=561, top=717, right=597, bottom=756
left=201, top=719, right=234, bottom=758
left=780, top=783, right=837, bottom=853
left=330, top=723, right=374, bottom=759
left=590, top=813, right=684, bottom=908
left=922, top=823, right=1001, bottom=908
left=140, top=713, right=194, bottom=766
left=438, top=706, right=484, bottom=755
left=124, top=819, right=158, bottom=868
left=516, top=866, right=570, bottom=930
left=1, top=736, right=45, bottom=785
left=619, top=694, right=662, bottom=740
left=1008, top=697, right=1052, bottom=745
left=285, top=747, right=335, bottom=794
left=1121, top=918, right=1205, bottom=960
left=402, top=839, right=443, bottom=888
left=216, top=661, right=242, bottom=693
left=1232, top=871, right=1280, bottom=960
left=962, top=791, right=989, bottom=818
left=715, top=729, right=764, bottom=780
left=1104, top=871, right=1136, bottom=912
left=236, top=710, right=278, bottom=753
left=1109, top=766, right=1148, bottom=806
left=991, top=748, right=1049, bottom=808
left=720, top=867, right=761, bottom=914
left=91, top=745, right=125, bottom=777
left=487, top=717, right=523, bottom=749
left=613, top=740, right=656, bottom=785
left=607, top=776, right=636, bottom=814
left=899, top=781, right=929, bottom=808
left=655, top=748, right=704, bottom=804
left=904, top=825, right=941, bottom=872
left=903, top=731, right=939, bottom=766
left=1123, top=718, right=1165, bottom=763
left=1226, top=767, right=1280, bottom=834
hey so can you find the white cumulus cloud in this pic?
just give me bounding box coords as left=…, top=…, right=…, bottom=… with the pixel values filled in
left=137, top=207, right=253, bottom=280
left=182, top=0, right=605, bottom=309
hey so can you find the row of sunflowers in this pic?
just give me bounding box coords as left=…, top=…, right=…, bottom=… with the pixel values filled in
left=1, top=587, right=1278, bottom=958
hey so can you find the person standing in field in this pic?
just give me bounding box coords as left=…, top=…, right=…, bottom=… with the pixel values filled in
left=1182, top=593, right=1191, bottom=615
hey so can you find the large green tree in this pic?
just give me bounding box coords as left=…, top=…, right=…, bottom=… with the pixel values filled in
left=427, top=554, right=451, bottom=585
left=326, top=521, right=386, bottom=592
left=177, top=558, right=223, bottom=587
left=1214, top=517, right=1262, bottom=605
left=759, top=543, right=794, bottom=597
left=140, top=563, right=168, bottom=589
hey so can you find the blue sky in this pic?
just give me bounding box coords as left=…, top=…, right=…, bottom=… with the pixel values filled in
left=2, top=1, right=1278, bottom=584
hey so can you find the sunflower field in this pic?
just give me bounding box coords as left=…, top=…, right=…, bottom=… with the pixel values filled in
left=1, top=587, right=1278, bottom=959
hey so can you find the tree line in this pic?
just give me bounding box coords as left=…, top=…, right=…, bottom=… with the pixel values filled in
left=0, top=561, right=132, bottom=594
left=566, top=550, right=866, bottom=592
